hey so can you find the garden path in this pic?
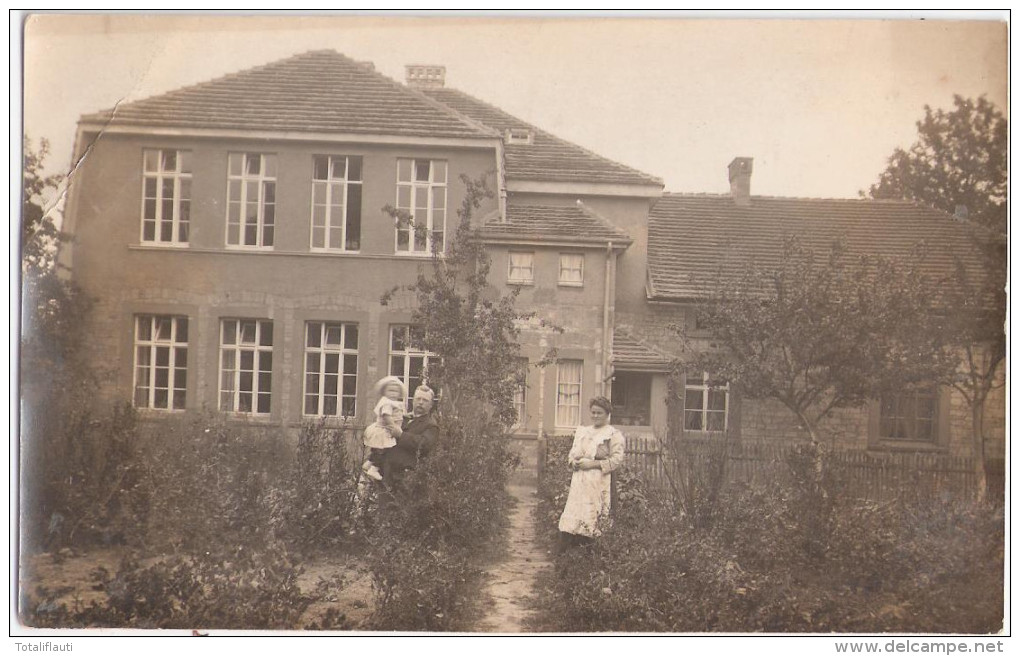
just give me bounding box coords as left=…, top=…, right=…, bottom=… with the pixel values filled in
left=472, top=481, right=550, bottom=633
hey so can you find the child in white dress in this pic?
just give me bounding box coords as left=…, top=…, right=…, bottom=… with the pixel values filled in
left=362, top=376, right=407, bottom=481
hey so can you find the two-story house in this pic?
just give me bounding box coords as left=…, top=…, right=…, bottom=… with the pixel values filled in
left=60, top=49, right=1004, bottom=466
left=60, top=49, right=663, bottom=440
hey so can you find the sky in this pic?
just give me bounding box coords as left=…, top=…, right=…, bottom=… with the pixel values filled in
left=20, top=13, right=1008, bottom=200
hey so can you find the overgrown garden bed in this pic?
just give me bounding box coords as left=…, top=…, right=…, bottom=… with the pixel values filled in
left=531, top=435, right=1004, bottom=633
left=21, top=408, right=516, bottom=631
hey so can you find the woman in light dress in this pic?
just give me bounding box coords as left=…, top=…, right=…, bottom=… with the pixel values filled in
left=557, top=396, right=626, bottom=546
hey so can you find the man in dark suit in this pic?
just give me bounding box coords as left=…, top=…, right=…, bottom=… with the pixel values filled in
left=381, top=384, right=439, bottom=489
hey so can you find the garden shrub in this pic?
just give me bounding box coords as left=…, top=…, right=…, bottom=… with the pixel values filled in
left=534, top=434, right=572, bottom=545
left=140, top=413, right=291, bottom=553
left=267, top=420, right=364, bottom=554
left=25, top=543, right=351, bottom=630
left=659, top=435, right=732, bottom=529
left=365, top=414, right=517, bottom=630
left=367, top=539, right=481, bottom=631
left=23, top=401, right=148, bottom=552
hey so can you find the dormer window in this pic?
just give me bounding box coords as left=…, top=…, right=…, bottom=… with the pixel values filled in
left=505, top=128, right=534, bottom=145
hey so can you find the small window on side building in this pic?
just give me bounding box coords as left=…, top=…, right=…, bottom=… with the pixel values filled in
left=508, top=251, right=535, bottom=285
left=558, top=253, right=584, bottom=286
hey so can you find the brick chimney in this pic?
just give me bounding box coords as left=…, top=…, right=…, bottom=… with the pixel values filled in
left=728, top=157, right=753, bottom=206
left=405, top=64, right=446, bottom=88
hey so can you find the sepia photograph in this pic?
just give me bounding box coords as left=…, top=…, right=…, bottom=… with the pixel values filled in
left=15, top=11, right=1008, bottom=642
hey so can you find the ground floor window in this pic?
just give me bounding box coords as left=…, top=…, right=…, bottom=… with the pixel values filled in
left=512, top=357, right=528, bottom=428
left=303, top=321, right=358, bottom=417
left=133, top=315, right=188, bottom=410
left=389, top=324, right=439, bottom=411
left=219, top=318, right=273, bottom=415
left=611, top=372, right=652, bottom=426
left=684, top=372, right=728, bottom=432
left=879, top=388, right=937, bottom=443
left=555, top=360, right=583, bottom=427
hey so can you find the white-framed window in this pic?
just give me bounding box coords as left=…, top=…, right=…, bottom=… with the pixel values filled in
left=555, top=359, right=583, bottom=428
left=141, top=149, right=191, bottom=244
left=303, top=321, right=359, bottom=417
left=507, top=251, right=535, bottom=285
left=684, top=372, right=729, bottom=432
left=512, top=357, right=528, bottom=428
left=311, top=155, right=362, bottom=251
left=388, top=324, right=439, bottom=411
left=879, top=388, right=938, bottom=443
left=558, top=253, right=584, bottom=286
left=219, top=319, right=273, bottom=415
left=395, top=158, right=447, bottom=254
left=133, top=315, right=188, bottom=411
left=226, top=153, right=277, bottom=248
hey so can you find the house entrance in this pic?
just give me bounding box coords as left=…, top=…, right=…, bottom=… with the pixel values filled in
left=611, top=372, right=652, bottom=427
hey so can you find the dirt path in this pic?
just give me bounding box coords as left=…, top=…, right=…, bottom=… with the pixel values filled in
left=473, top=481, right=550, bottom=633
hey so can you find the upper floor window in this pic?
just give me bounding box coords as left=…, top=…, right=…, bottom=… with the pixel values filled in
left=555, top=359, right=583, bottom=428
left=879, top=389, right=937, bottom=443
left=396, top=158, right=447, bottom=254
left=684, top=372, right=728, bottom=432
left=133, top=315, right=188, bottom=411
left=227, top=153, right=277, bottom=248
left=219, top=318, right=273, bottom=415
left=311, top=155, right=362, bottom=251
left=507, top=251, right=535, bottom=285
left=141, top=149, right=191, bottom=245
left=303, top=321, right=359, bottom=418
left=389, top=324, right=439, bottom=411
left=558, top=253, right=584, bottom=286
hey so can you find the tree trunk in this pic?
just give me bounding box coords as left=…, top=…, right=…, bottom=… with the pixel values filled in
left=794, top=408, right=827, bottom=501
left=972, top=401, right=988, bottom=503
left=666, top=375, right=683, bottom=442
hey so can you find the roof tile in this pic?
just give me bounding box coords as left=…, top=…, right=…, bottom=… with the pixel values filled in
left=647, top=194, right=992, bottom=300
left=481, top=203, right=632, bottom=245
left=420, top=87, right=662, bottom=187
left=612, top=328, right=672, bottom=370
left=81, top=50, right=495, bottom=140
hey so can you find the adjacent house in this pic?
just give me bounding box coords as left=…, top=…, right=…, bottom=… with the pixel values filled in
left=60, top=49, right=1004, bottom=466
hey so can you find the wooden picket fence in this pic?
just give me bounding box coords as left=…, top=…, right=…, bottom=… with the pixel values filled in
left=616, top=434, right=1001, bottom=502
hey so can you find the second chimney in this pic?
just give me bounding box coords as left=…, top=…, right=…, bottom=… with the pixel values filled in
left=728, top=157, right=753, bottom=206
left=405, top=64, right=446, bottom=88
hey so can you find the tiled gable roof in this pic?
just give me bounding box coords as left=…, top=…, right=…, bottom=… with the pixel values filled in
left=647, top=194, right=992, bottom=301
left=612, top=328, right=672, bottom=371
left=420, top=87, right=662, bottom=187
left=480, top=203, right=632, bottom=245
left=80, top=50, right=496, bottom=140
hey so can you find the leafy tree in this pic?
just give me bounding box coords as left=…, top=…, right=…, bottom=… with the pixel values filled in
left=867, top=96, right=1007, bottom=501
left=21, top=136, right=90, bottom=384
left=684, top=237, right=953, bottom=445
left=381, top=173, right=527, bottom=428
left=866, top=95, right=1006, bottom=233
left=21, top=137, right=97, bottom=550
left=23, top=137, right=64, bottom=275
left=937, top=232, right=1006, bottom=501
